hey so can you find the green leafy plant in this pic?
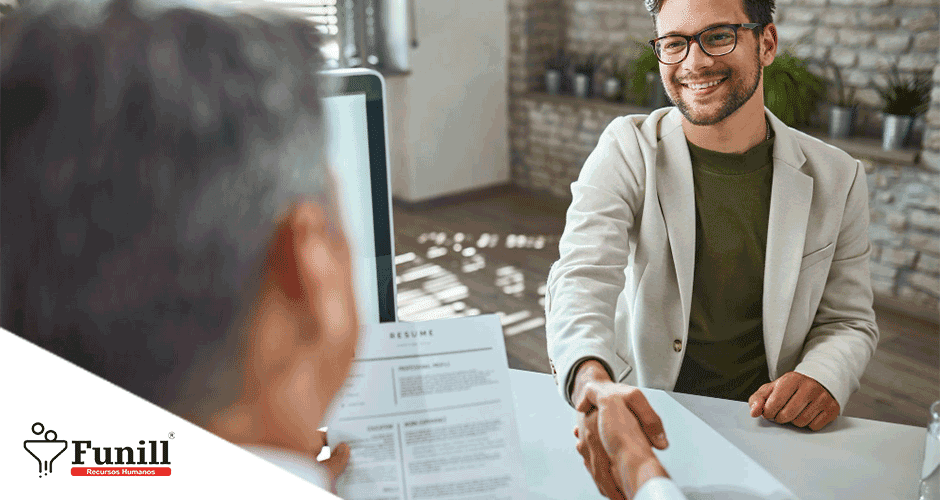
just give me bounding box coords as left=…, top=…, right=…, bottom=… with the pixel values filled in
left=827, top=62, right=857, bottom=108
left=627, top=46, right=660, bottom=104
left=875, top=66, right=931, bottom=117
left=763, top=52, right=825, bottom=127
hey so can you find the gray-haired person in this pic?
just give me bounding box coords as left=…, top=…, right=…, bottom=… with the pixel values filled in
left=2, top=0, right=359, bottom=489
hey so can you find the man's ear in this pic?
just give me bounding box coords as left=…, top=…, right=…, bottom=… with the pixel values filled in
left=263, top=201, right=331, bottom=305
left=760, top=23, right=778, bottom=68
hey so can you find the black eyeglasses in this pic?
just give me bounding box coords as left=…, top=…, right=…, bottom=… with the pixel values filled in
left=648, top=23, right=761, bottom=65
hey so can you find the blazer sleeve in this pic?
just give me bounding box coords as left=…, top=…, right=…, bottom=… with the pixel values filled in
left=545, top=116, right=648, bottom=406
left=794, top=160, right=879, bottom=413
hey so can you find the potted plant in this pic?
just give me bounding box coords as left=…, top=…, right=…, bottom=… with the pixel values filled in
left=826, top=62, right=858, bottom=139
left=544, top=50, right=569, bottom=95
left=875, top=66, right=931, bottom=151
left=627, top=47, right=667, bottom=108
left=763, top=52, right=825, bottom=128
left=573, top=54, right=603, bottom=99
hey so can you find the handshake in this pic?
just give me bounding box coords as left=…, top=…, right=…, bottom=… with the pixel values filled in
left=571, top=360, right=840, bottom=499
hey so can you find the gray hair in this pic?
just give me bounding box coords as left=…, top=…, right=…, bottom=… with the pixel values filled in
left=2, top=0, right=332, bottom=409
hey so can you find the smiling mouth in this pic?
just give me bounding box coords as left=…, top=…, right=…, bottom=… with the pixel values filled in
left=682, top=77, right=727, bottom=90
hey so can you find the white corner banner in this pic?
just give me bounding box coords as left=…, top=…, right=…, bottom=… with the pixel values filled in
left=0, top=328, right=339, bottom=498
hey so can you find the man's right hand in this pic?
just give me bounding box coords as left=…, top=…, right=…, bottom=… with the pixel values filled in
left=577, top=382, right=670, bottom=498
left=571, top=361, right=669, bottom=499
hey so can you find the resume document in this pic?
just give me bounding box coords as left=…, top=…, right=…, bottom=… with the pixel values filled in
left=327, top=314, right=527, bottom=500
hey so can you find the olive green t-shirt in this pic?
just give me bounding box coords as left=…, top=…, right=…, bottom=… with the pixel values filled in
left=672, top=133, right=775, bottom=402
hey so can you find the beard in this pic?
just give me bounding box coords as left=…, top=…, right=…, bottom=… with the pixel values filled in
left=665, top=48, right=763, bottom=126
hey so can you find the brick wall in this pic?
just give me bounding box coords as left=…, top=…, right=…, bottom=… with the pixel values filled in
left=774, top=0, right=939, bottom=136
left=513, top=0, right=939, bottom=135
left=866, top=160, right=939, bottom=312
left=922, top=47, right=940, bottom=171
left=507, top=0, right=940, bottom=315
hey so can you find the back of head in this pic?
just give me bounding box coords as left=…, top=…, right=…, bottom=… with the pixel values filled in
left=1, top=0, right=330, bottom=408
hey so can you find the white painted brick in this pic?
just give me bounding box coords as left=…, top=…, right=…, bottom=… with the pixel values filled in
left=815, top=28, right=838, bottom=46
left=870, top=277, right=895, bottom=297
left=899, top=53, right=939, bottom=72
left=898, top=285, right=938, bottom=307
left=785, top=9, right=818, bottom=24
left=921, top=151, right=940, bottom=173
left=839, top=29, right=875, bottom=47
left=870, top=261, right=899, bottom=279
left=876, top=34, right=913, bottom=54
left=778, top=25, right=814, bottom=42
left=886, top=213, right=908, bottom=232
left=909, top=233, right=940, bottom=255
left=859, top=11, right=899, bottom=29
left=914, top=32, right=940, bottom=53
left=910, top=209, right=940, bottom=232
left=830, top=48, right=858, bottom=67
left=882, top=247, right=917, bottom=267
left=858, top=52, right=893, bottom=70
left=919, top=253, right=940, bottom=273
left=907, top=272, right=940, bottom=296
left=901, top=10, right=939, bottom=32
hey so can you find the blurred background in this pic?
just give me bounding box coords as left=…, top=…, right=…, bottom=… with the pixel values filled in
left=3, top=0, right=937, bottom=428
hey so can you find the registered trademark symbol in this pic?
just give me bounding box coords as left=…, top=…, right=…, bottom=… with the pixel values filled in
left=168, top=432, right=175, bottom=439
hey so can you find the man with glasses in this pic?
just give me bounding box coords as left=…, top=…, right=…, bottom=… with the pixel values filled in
left=544, top=0, right=878, bottom=497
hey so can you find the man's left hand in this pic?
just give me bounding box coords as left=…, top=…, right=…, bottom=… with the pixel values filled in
left=748, top=371, right=840, bottom=431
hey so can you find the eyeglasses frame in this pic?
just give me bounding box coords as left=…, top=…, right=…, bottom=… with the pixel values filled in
left=648, top=23, right=762, bottom=65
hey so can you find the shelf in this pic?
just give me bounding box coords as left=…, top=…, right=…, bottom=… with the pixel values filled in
left=518, top=91, right=923, bottom=167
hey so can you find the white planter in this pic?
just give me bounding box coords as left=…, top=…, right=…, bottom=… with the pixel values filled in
left=603, top=77, right=622, bottom=101
left=573, top=73, right=591, bottom=98
left=545, top=69, right=561, bottom=95
left=882, top=114, right=914, bottom=151
left=828, top=106, right=855, bottom=139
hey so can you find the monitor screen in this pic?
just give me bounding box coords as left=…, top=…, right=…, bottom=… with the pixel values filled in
left=320, top=70, right=396, bottom=323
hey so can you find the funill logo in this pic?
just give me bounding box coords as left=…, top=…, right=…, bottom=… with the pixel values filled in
left=23, top=422, right=173, bottom=478
left=24, top=422, right=68, bottom=478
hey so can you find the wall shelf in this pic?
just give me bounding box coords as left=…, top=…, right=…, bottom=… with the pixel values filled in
left=522, top=91, right=923, bottom=167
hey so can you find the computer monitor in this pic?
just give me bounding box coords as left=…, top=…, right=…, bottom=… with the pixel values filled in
left=320, top=68, right=397, bottom=323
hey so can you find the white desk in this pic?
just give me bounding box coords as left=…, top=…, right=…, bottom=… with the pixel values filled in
left=510, top=369, right=926, bottom=500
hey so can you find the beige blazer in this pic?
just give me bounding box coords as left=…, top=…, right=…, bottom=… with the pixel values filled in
left=545, top=107, right=879, bottom=412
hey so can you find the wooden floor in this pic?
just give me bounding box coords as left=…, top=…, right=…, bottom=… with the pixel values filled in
left=391, top=187, right=939, bottom=428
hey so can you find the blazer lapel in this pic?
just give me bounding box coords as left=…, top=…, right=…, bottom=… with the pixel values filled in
left=763, top=110, right=813, bottom=375
left=655, top=110, right=696, bottom=334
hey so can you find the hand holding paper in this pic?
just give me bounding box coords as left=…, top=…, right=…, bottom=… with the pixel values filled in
left=325, top=314, right=527, bottom=500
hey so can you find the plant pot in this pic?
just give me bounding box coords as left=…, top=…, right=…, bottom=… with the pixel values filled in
left=828, top=106, right=855, bottom=139
left=603, top=77, right=622, bottom=101
left=545, top=69, right=562, bottom=95
left=574, top=73, right=591, bottom=99
left=882, top=114, right=914, bottom=151
left=646, top=73, right=668, bottom=108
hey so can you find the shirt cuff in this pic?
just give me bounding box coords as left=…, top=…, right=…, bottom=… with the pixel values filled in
left=634, top=476, right=687, bottom=500
left=566, top=356, right=615, bottom=408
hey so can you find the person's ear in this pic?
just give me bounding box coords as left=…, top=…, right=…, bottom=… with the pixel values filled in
left=265, top=199, right=357, bottom=345
left=760, top=23, right=778, bottom=68
left=263, top=201, right=334, bottom=306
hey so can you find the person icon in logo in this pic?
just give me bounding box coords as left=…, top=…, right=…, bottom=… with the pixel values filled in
left=24, top=422, right=68, bottom=478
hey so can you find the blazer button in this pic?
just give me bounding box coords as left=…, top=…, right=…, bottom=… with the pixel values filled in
left=673, top=339, right=682, bottom=352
